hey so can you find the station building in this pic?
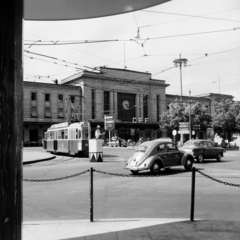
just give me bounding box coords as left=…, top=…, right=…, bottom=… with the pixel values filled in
left=23, top=67, right=234, bottom=145
left=60, top=67, right=169, bottom=141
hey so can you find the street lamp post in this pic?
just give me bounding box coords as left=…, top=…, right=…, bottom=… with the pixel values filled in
left=189, top=90, right=193, bottom=140
left=173, top=54, right=188, bottom=102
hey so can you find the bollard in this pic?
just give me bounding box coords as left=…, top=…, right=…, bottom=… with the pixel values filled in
left=190, top=167, right=196, bottom=221
left=90, top=167, right=94, bottom=222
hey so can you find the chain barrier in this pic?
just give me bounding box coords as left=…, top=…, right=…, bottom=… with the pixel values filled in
left=23, top=169, right=89, bottom=182
left=196, top=169, right=240, bottom=187
left=94, top=169, right=178, bottom=177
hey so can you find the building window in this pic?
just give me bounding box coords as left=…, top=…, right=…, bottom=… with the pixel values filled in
left=143, top=95, right=148, bottom=119
left=58, top=107, right=64, bottom=118
left=45, top=94, right=50, bottom=102
left=31, top=92, right=37, bottom=101
left=58, top=94, right=63, bottom=103
left=31, top=106, right=37, bottom=117
left=157, top=95, right=160, bottom=122
left=117, top=93, right=136, bottom=122
left=45, top=107, right=51, bottom=118
left=104, top=91, right=110, bottom=115
left=92, top=89, right=95, bottom=119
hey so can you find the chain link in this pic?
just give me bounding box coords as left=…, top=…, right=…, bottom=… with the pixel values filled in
left=196, top=169, right=240, bottom=187
left=23, top=169, right=89, bottom=182
left=94, top=169, right=177, bottom=177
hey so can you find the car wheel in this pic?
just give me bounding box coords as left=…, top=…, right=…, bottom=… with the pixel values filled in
left=184, top=158, right=193, bottom=171
left=216, top=153, right=222, bottom=162
left=130, top=170, right=139, bottom=174
left=197, top=154, right=204, bottom=163
left=150, top=161, right=161, bottom=174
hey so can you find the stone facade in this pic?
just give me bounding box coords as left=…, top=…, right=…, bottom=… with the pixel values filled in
left=23, top=82, right=81, bottom=145
left=61, top=67, right=170, bottom=140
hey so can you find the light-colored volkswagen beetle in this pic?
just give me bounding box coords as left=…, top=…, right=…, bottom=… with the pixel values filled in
left=125, top=139, right=194, bottom=174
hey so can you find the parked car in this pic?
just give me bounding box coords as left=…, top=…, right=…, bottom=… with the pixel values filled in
left=178, top=139, right=225, bottom=163
left=125, top=139, right=194, bottom=174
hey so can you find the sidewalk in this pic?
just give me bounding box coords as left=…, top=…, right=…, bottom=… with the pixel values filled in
left=23, top=218, right=240, bottom=240
left=23, top=147, right=56, bottom=164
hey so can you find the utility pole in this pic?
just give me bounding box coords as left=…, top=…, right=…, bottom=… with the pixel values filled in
left=173, top=54, right=188, bottom=102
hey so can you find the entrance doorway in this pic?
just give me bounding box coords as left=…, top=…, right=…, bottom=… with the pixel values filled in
left=30, top=129, right=38, bottom=142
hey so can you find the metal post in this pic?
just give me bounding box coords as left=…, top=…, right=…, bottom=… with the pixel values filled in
left=189, top=90, right=192, bottom=140
left=190, top=167, right=196, bottom=221
left=179, top=60, right=183, bottom=102
left=90, top=167, right=94, bottom=222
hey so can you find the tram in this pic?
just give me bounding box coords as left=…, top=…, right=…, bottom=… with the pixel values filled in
left=43, top=121, right=91, bottom=157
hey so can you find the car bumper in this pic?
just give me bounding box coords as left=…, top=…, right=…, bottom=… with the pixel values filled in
left=125, top=165, right=149, bottom=171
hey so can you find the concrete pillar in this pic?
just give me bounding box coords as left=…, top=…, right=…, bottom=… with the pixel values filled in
left=110, top=91, right=114, bottom=115
left=139, top=94, right=143, bottom=119
left=136, top=94, right=140, bottom=119
left=113, top=92, right=118, bottom=120
left=0, top=0, right=23, bottom=239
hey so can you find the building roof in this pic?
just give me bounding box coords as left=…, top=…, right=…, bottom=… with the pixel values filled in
left=60, top=67, right=169, bottom=87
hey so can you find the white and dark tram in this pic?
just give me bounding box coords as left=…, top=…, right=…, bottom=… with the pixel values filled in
left=43, top=121, right=91, bottom=157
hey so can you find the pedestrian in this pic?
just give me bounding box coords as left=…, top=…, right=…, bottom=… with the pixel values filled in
left=95, top=125, right=105, bottom=139
left=118, top=137, right=122, bottom=147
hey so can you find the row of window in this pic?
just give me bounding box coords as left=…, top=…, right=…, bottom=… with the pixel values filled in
left=31, top=106, right=64, bottom=118
left=31, top=92, right=65, bottom=102
left=47, top=129, right=88, bottom=140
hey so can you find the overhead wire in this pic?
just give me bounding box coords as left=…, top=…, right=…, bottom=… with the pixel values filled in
left=23, top=27, right=240, bottom=46
left=142, top=9, right=240, bottom=24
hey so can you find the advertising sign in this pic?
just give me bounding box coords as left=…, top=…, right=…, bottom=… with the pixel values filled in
left=104, top=114, right=115, bottom=131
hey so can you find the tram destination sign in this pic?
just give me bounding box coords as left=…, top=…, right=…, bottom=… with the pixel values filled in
left=104, top=114, right=115, bottom=131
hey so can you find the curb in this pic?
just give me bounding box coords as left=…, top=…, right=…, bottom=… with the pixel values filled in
left=23, top=156, right=56, bottom=165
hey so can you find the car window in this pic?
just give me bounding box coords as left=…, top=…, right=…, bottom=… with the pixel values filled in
left=166, top=143, right=175, bottom=151
left=183, top=141, right=191, bottom=146
left=157, top=144, right=165, bottom=152
left=191, top=142, right=202, bottom=147
left=202, top=141, right=208, bottom=148
left=207, top=142, right=213, bottom=148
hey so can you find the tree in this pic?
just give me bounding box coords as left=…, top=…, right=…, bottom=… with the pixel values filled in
left=159, top=99, right=212, bottom=132
left=212, top=98, right=240, bottom=138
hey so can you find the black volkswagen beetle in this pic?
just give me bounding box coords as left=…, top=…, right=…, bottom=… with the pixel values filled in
left=178, top=139, right=225, bottom=163
left=125, top=139, right=194, bottom=174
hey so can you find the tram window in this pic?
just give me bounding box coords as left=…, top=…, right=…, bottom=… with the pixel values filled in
left=69, top=129, right=76, bottom=140
left=57, top=130, right=61, bottom=139
left=64, top=129, right=68, bottom=139
left=61, top=130, right=64, bottom=139
left=78, top=130, right=82, bottom=139
left=76, top=129, right=78, bottom=139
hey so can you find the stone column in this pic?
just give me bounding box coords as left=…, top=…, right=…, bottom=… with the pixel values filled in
left=113, top=92, right=118, bottom=120
left=110, top=91, right=114, bottom=115
left=0, top=0, right=23, bottom=239
left=139, top=94, right=143, bottom=119
left=136, top=94, right=140, bottom=119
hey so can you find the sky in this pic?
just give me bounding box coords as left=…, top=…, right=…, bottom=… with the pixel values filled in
left=24, top=0, right=240, bottom=100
